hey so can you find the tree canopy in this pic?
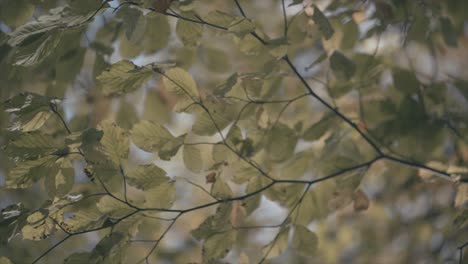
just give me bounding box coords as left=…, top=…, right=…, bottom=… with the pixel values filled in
left=0, top=0, right=467, bottom=263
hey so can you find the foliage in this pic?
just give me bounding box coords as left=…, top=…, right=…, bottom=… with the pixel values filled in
left=0, top=0, right=467, bottom=263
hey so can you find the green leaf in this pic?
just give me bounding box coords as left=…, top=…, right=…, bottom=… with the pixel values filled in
left=64, top=253, right=92, bottom=264
left=183, top=145, right=203, bottom=173
left=144, top=181, right=176, bottom=208
left=292, top=225, right=318, bottom=256
left=159, top=135, right=185, bottom=161
left=244, top=176, right=269, bottom=215
left=228, top=17, right=256, bottom=36
left=98, top=121, right=129, bottom=165
left=192, top=204, right=232, bottom=240
left=96, top=60, right=153, bottom=96
left=6, top=132, right=58, bottom=158
left=281, top=152, right=312, bottom=180
left=203, top=10, right=236, bottom=28
left=0, top=203, right=29, bottom=246
left=440, top=17, right=457, bottom=47
left=127, top=164, right=170, bottom=190
left=202, top=230, right=236, bottom=262
left=162, top=67, right=200, bottom=99
left=21, top=211, right=54, bottom=241
left=13, top=31, right=62, bottom=66
left=8, top=6, right=101, bottom=47
left=176, top=13, right=203, bottom=47
left=0, top=0, right=35, bottom=27
left=7, top=156, right=58, bottom=188
left=312, top=5, right=334, bottom=40
left=262, top=227, right=290, bottom=259
left=302, top=114, right=335, bottom=141
left=44, top=157, right=75, bottom=198
left=392, top=68, right=420, bottom=94
left=191, top=99, right=238, bottom=136
left=90, top=233, right=126, bottom=263
left=131, top=120, right=174, bottom=153
left=214, top=73, right=238, bottom=96
left=210, top=178, right=233, bottom=199
left=97, top=196, right=134, bottom=219
left=266, top=123, right=298, bottom=162
left=330, top=51, right=355, bottom=80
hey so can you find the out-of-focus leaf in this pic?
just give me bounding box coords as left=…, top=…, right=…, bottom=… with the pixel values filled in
left=266, top=123, right=298, bottom=162
left=392, top=68, right=420, bottom=94
left=176, top=12, right=203, bottom=47
left=262, top=227, right=290, bottom=259
left=330, top=51, right=355, bottom=80
left=312, top=5, right=334, bottom=40
left=292, top=225, right=318, bottom=256
left=202, top=230, right=236, bottom=262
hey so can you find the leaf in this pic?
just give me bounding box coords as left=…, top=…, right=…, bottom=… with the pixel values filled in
left=228, top=17, right=256, bottom=36
left=127, top=164, right=170, bottom=190
left=192, top=203, right=232, bottom=240
left=21, top=211, right=54, bottom=241
left=144, top=181, right=176, bottom=208
left=440, top=17, right=457, bottom=47
left=266, top=123, right=298, bottom=162
left=183, top=145, right=203, bottom=173
left=97, top=196, right=134, bottom=219
left=159, top=135, right=185, bottom=160
left=281, top=152, right=311, bottom=180
left=8, top=6, right=100, bottom=47
left=6, top=132, right=58, bottom=158
left=392, top=68, right=420, bottom=94
left=312, top=5, right=334, bottom=40
left=98, top=121, right=129, bottom=165
left=353, top=189, right=370, bottom=212
left=211, top=178, right=233, bottom=199
left=153, top=0, right=175, bottom=13
left=0, top=203, right=29, bottom=246
left=90, top=232, right=126, bottom=263
left=96, top=60, right=153, bottom=96
left=0, top=0, right=35, bottom=27
left=44, top=157, right=75, bottom=198
left=191, top=99, right=237, bottom=136
left=262, top=227, right=290, bottom=259
left=202, top=230, right=236, bottom=262
left=131, top=120, right=174, bottom=153
left=176, top=13, right=203, bottom=47
left=162, top=67, right=200, bottom=99
left=7, top=156, right=58, bottom=188
left=302, top=114, right=334, bottom=141
left=243, top=176, right=269, bottom=215
left=64, top=253, right=92, bottom=264
left=330, top=51, right=356, bottom=80
left=292, top=225, right=318, bottom=256
left=13, top=30, right=62, bottom=66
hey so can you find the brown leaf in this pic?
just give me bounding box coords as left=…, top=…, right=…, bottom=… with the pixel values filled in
left=353, top=189, right=370, bottom=212
left=230, top=201, right=246, bottom=227
left=205, top=171, right=217, bottom=184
